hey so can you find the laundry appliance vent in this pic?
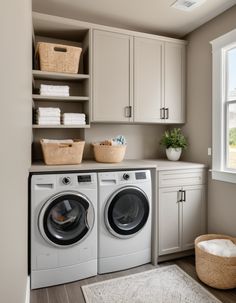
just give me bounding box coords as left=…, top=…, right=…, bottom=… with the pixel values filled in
left=171, top=0, right=206, bottom=11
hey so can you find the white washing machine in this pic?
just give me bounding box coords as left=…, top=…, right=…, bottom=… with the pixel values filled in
left=30, top=173, right=97, bottom=289
left=98, top=170, right=152, bottom=274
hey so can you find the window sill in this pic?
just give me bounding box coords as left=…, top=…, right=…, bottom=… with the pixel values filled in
left=211, top=170, right=236, bottom=184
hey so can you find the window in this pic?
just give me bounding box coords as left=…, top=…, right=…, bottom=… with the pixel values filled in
left=211, top=29, right=236, bottom=183
left=226, top=47, right=236, bottom=170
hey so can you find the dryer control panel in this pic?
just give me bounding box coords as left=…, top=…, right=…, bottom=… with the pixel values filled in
left=98, top=170, right=151, bottom=186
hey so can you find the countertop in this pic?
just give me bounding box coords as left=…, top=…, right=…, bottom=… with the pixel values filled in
left=29, top=159, right=207, bottom=173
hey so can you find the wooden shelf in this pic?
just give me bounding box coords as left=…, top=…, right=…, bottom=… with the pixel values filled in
left=32, top=70, right=89, bottom=81
left=32, top=95, right=89, bottom=102
left=32, top=124, right=90, bottom=129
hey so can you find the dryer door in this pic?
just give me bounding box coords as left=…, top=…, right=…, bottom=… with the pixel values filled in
left=105, top=186, right=150, bottom=238
left=38, top=191, right=94, bottom=246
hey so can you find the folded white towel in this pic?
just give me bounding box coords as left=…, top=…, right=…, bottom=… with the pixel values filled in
left=62, top=120, right=86, bottom=125
left=198, top=239, right=236, bottom=257
left=40, top=84, right=70, bottom=92
left=37, top=107, right=61, bottom=112
left=37, top=107, right=61, bottom=117
left=40, top=91, right=69, bottom=97
left=62, top=118, right=85, bottom=122
left=36, top=117, right=61, bottom=122
left=36, top=121, right=61, bottom=125
left=63, top=113, right=86, bottom=118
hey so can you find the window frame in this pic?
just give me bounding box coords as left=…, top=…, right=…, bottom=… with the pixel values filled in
left=211, top=29, right=236, bottom=183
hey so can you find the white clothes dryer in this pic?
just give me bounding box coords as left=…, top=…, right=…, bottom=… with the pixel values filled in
left=98, top=170, right=152, bottom=274
left=30, top=173, right=97, bottom=289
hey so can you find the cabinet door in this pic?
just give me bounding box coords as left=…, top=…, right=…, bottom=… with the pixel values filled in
left=92, top=30, right=131, bottom=122
left=182, top=185, right=206, bottom=251
left=159, top=187, right=182, bottom=255
left=133, top=37, right=163, bottom=123
left=164, top=42, right=185, bottom=123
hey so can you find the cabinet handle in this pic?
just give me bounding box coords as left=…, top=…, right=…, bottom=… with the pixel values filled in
left=129, top=106, right=132, bottom=118
left=160, top=107, right=165, bottom=119
left=125, top=106, right=132, bottom=118
left=178, top=190, right=183, bottom=202
left=165, top=108, right=169, bottom=119
left=182, top=190, right=186, bottom=202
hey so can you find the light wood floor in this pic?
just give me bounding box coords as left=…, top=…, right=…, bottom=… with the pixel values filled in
left=30, top=256, right=236, bottom=303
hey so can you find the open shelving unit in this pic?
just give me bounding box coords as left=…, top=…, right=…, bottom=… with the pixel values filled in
left=32, top=13, right=92, bottom=163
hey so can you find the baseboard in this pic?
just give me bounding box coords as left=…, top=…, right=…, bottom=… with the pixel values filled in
left=158, top=250, right=194, bottom=263
left=25, top=276, right=30, bottom=303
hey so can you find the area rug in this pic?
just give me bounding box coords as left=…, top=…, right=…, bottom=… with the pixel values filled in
left=82, top=265, right=221, bottom=303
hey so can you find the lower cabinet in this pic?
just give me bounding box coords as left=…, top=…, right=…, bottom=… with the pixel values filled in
left=158, top=169, right=206, bottom=256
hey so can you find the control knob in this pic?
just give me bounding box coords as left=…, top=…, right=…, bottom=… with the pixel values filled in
left=62, top=177, right=71, bottom=185
left=123, top=173, right=130, bottom=180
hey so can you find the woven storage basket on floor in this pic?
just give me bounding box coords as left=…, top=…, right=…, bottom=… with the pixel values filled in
left=41, top=139, right=85, bottom=165
left=36, top=42, right=82, bottom=74
left=195, top=234, right=236, bottom=289
left=93, top=144, right=126, bottom=163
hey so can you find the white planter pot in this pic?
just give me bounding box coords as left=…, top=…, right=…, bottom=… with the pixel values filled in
left=166, top=148, right=182, bottom=161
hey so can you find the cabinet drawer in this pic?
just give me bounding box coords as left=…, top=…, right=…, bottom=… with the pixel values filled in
left=158, top=169, right=206, bottom=188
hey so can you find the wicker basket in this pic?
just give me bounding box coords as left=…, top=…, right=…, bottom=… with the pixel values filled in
left=36, top=42, right=82, bottom=74
left=93, top=144, right=126, bottom=163
left=41, top=139, right=85, bottom=165
left=195, top=234, right=236, bottom=289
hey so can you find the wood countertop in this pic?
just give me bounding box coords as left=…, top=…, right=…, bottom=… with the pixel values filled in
left=29, top=159, right=207, bottom=173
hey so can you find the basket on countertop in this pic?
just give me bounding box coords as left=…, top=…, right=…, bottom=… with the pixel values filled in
left=195, top=234, right=236, bottom=289
left=93, top=143, right=126, bottom=163
left=36, top=42, right=82, bottom=74
left=40, top=139, right=85, bottom=165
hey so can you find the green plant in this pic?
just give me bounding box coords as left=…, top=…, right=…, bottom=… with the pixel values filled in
left=229, top=128, right=236, bottom=146
left=160, top=128, right=188, bottom=150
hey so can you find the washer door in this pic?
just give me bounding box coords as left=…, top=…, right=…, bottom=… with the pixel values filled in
left=105, top=186, right=150, bottom=238
left=38, top=191, right=94, bottom=247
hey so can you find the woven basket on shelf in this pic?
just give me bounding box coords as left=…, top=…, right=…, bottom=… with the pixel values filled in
left=195, top=234, right=236, bottom=289
left=41, top=139, right=85, bottom=165
left=93, top=144, right=126, bottom=163
left=36, top=42, right=82, bottom=74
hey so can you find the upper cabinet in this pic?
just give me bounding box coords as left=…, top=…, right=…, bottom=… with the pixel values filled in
left=134, top=39, right=185, bottom=123
left=134, top=37, right=163, bottom=123
left=92, top=30, right=132, bottom=122
left=92, top=29, right=186, bottom=124
left=164, top=42, right=185, bottom=124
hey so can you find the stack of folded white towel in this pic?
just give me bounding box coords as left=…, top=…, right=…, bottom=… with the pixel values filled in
left=40, top=84, right=70, bottom=97
left=62, top=113, right=86, bottom=125
left=36, top=107, right=61, bottom=125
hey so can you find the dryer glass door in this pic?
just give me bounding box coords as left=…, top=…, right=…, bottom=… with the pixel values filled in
left=105, top=187, right=149, bottom=238
left=39, top=192, right=94, bottom=246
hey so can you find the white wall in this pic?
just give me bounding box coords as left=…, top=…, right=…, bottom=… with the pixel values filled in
left=182, top=5, right=236, bottom=236
left=0, top=1, right=32, bottom=302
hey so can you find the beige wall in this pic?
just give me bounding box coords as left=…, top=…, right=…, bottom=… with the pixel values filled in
left=84, top=124, right=166, bottom=160
left=182, top=5, right=236, bottom=236
left=0, top=1, right=32, bottom=303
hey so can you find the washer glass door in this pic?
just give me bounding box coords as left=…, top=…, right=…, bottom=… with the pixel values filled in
left=105, top=187, right=149, bottom=238
left=39, top=192, right=94, bottom=246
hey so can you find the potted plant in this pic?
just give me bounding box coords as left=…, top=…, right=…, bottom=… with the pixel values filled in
left=160, top=128, right=188, bottom=161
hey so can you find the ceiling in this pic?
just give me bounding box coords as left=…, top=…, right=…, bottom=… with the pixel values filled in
left=32, top=0, right=236, bottom=38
